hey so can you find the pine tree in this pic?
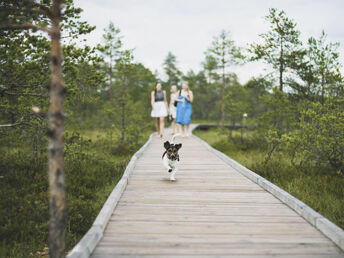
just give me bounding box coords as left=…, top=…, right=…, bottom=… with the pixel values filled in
left=1, top=1, right=96, bottom=256
left=98, top=21, right=123, bottom=101
left=206, top=30, right=243, bottom=126
left=249, top=8, right=302, bottom=92
left=163, top=51, right=182, bottom=86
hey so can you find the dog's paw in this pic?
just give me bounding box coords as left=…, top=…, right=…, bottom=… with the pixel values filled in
left=168, top=168, right=172, bottom=173
left=170, top=177, right=176, bottom=181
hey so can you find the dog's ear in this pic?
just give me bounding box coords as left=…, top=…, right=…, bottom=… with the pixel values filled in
left=175, top=143, right=182, bottom=150
left=164, top=141, right=170, bottom=150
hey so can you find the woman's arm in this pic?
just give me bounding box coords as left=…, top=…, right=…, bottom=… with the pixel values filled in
left=175, top=90, right=184, bottom=102
left=151, top=91, right=155, bottom=109
left=169, top=93, right=173, bottom=109
left=163, top=91, right=169, bottom=113
left=187, top=90, right=194, bottom=103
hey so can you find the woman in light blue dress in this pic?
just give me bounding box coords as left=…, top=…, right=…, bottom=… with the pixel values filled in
left=176, top=82, right=193, bottom=137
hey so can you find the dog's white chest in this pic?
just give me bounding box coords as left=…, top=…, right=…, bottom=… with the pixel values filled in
left=163, top=155, right=179, bottom=168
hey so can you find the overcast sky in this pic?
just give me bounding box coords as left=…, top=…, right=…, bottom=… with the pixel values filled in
left=73, top=0, right=344, bottom=84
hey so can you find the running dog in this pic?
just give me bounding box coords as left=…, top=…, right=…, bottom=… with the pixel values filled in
left=162, top=134, right=182, bottom=181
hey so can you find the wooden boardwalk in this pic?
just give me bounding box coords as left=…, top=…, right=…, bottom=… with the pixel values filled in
left=91, top=129, right=344, bottom=257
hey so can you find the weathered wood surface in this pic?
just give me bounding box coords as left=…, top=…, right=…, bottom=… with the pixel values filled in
left=91, top=129, right=343, bottom=257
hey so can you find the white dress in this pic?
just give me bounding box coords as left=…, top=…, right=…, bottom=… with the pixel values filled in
left=151, top=90, right=168, bottom=117
left=169, top=93, right=178, bottom=119
left=151, top=102, right=168, bottom=117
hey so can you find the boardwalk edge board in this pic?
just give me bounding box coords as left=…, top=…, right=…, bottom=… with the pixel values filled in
left=191, top=125, right=344, bottom=251
left=66, top=132, right=156, bottom=258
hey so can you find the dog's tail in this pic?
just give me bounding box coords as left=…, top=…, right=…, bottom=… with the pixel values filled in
left=170, top=133, right=181, bottom=144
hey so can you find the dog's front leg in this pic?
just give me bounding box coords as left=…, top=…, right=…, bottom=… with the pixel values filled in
left=170, top=167, right=177, bottom=181
left=163, top=156, right=172, bottom=172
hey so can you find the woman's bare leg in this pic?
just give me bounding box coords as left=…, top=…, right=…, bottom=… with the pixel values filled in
left=185, top=124, right=190, bottom=136
left=181, top=125, right=186, bottom=137
left=159, top=116, right=165, bottom=137
left=155, top=118, right=159, bottom=135
left=171, top=119, right=176, bottom=134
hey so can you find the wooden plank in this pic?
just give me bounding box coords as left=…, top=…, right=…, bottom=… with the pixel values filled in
left=124, top=186, right=265, bottom=192
left=92, top=255, right=344, bottom=258
left=109, top=214, right=306, bottom=223
left=99, top=234, right=333, bottom=244
left=114, top=203, right=306, bottom=217
left=104, top=221, right=322, bottom=235
left=92, top=242, right=341, bottom=255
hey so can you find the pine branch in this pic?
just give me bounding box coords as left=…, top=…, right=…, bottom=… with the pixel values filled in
left=22, top=0, right=52, bottom=17
left=0, top=112, right=43, bottom=128
left=0, top=121, right=35, bottom=128
left=0, top=24, right=52, bottom=34
left=0, top=86, right=47, bottom=97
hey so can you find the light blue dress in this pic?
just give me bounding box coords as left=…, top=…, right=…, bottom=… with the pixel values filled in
left=176, top=95, right=192, bottom=125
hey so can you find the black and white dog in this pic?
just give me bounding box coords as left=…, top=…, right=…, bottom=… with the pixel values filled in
left=162, top=134, right=182, bottom=181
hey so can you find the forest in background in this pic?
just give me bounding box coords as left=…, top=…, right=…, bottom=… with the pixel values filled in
left=0, top=1, right=343, bottom=256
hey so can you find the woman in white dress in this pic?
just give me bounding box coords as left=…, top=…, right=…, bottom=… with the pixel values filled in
left=151, top=83, right=169, bottom=138
left=169, top=85, right=180, bottom=135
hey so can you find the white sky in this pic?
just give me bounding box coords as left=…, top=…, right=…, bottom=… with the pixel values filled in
left=73, top=0, right=344, bottom=84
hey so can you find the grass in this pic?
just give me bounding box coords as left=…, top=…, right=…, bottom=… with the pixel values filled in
left=0, top=127, right=152, bottom=257
left=194, top=128, right=344, bottom=230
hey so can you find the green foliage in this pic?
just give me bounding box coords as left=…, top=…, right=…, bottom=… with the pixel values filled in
left=163, top=51, right=182, bottom=86
left=202, top=55, right=219, bottom=83
left=289, top=31, right=343, bottom=101
left=0, top=0, right=100, bottom=136
left=96, top=23, right=156, bottom=147
left=206, top=30, right=243, bottom=70
left=204, top=30, right=244, bottom=125
left=249, top=8, right=302, bottom=91
left=259, top=87, right=298, bottom=132
left=0, top=2, right=156, bottom=256
left=278, top=99, right=344, bottom=173
left=182, top=70, right=220, bottom=121
left=98, top=21, right=123, bottom=61
left=0, top=128, right=151, bottom=257
left=225, top=77, right=250, bottom=125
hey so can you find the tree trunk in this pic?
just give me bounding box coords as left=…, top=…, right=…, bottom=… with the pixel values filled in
left=279, top=62, right=283, bottom=92
left=221, top=65, right=225, bottom=126
left=48, top=1, right=66, bottom=257
left=121, top=78, right=126, bottom=145
left=121, top=102, right=125, bottom=145
left=320, top=72, right=325, bottom=104
left=109, top=65, right=113, bottom=101
left=279, top=42, right=284, bottom=92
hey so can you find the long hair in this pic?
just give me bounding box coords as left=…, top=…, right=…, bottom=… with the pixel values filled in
left=182, top=82, right=189, bottom=92
left=170, top=85, right=177, bottom=93
left=155, top=82, right=162, bottom=94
